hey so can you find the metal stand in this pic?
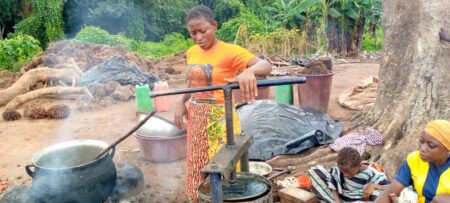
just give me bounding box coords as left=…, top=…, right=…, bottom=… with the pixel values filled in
left=151, top=77, right=306, bottom=203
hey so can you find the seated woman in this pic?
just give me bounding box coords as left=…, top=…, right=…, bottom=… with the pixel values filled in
left=309, top=147, right=390, bottom=202
left=375, top=120, right=450, bottom=203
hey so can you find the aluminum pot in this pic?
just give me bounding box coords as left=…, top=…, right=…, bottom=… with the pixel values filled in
left=25, top=139, right=116, bottom=203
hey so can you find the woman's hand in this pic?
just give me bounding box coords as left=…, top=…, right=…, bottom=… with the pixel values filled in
left=173, top=98, right=188, bottom=130
left=226, top=56, right=271, bottom=102
left=389, top=193, right=398, bottom=203
left=432, top=194, right=450, bottom=203
left=363, top=184, right=377, bottom=200
left=226, top=69, right=257, bottom=102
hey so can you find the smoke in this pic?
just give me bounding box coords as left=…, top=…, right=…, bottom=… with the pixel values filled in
left=64, top=0, right=146, bottom=40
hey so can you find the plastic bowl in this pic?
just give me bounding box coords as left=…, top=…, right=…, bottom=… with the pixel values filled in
left=297, top=175, right=311, bottom=189
left=249, top=162, right=272, bottom=176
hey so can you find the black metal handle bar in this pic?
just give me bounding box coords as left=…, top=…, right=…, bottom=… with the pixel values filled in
left=150, top=77, right=306, bottom=98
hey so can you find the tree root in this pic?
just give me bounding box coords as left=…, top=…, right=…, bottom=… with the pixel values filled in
left=0, top=67, right=81, bottom=106
left=5, top=86, right=92, bottom=109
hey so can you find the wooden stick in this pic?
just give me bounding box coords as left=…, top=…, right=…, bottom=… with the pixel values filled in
left=95, top=110, right=157, bottom=160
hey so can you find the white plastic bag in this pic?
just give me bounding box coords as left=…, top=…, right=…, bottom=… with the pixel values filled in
left=398, top=186, right=418, bottom=203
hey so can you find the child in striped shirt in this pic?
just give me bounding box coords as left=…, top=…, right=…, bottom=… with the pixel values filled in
left=309, top=147, right=390, bottom=202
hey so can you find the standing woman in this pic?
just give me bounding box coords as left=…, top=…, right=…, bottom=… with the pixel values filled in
left=173, top=5, right=272, bottom=200
left=375, top=120, right=450, bottom=203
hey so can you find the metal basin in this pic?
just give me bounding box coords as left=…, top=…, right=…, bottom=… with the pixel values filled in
left=136, top=113, right=183, bottom=137
left=249, top=162, right=272, bottom=177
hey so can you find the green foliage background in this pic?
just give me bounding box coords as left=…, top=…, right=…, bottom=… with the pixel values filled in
left=13, top=0, right=66, bottom=48
left=0, top=35, right=42, bottom=71
left=0, top=0, right=383, bottom=71
left=0, top=0, right=21, bottom=39
left=75, top=26, right=194, bottom=59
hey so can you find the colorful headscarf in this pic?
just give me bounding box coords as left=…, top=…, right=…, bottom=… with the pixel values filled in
left=424, top=120, right=450, bottom=150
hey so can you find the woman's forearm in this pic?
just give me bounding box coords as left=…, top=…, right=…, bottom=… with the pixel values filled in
left=374, top=180, right=405, bottom=203
left=178, top=93, right=191, bottom=103
left=177, top=83, right=191, bottom=103
left=246, top=60, right=272, bottom=77
left=375, top=189, right=393, bottom=203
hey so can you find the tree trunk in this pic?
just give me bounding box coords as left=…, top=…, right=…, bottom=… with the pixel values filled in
left=326, top=15, right=365, bottom=56
left=347, top=12, right=365, bottom=57
left=353, top=0, right=450, bottom=177
left=326, top=17, right=342, bottom=53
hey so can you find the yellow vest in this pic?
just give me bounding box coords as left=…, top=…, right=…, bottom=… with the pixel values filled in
left=407, top=151, right=450, bottom=203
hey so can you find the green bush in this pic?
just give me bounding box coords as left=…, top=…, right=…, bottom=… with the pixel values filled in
left=134, top=33, right=194, bottom=59
left=217, top=11, right=266, bottom=43
left=0, top=35, right=42, bottom=71
left=74, top=27, right=193, bottom=59
left=362, top=28, right=383, bottom=51
left=74, top=26, right=133, bottom=48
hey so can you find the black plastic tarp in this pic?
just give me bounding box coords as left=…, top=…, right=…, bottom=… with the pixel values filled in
left=78, top=56, right=159, bottom=86
left=236, top=100, right=342, bottom=160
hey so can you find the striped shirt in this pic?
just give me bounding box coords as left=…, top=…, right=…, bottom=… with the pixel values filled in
left=328, top=165, right=390, bottom=202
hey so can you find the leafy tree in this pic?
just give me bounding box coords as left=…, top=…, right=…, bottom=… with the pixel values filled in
left=241, top=0, right=275, bottom=20
left=197, top=0, right=215, bottom=8
left=65, top=0, right=195, bottom=41
left=217, top=11, right=265, bottom=43
left=13, top=0, right=66, bottom=48
left=139, top=0, right=195, bottom=41
left=261, top=0, right=382, bottom=55
left=214, top=0, right=245, bottom=25
left=0, top=0, right=21, bottom=39
left=324, top=0, right=382, bottom=55
left=86, top=0, right=147, bottom=40
left=63, top=0, right=99, bottom=37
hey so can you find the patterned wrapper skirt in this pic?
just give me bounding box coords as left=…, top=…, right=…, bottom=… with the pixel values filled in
left=185, top=101, right=241, bottom=200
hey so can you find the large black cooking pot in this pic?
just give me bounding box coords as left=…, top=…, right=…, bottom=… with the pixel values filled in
left=25, top=139, right=116, bottom=203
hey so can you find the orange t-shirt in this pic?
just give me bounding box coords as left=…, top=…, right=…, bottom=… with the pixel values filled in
left=186, top=40, right=254, bottom=103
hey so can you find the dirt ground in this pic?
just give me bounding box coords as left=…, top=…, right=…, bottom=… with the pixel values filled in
left=0, top=61, right=379, bottom=202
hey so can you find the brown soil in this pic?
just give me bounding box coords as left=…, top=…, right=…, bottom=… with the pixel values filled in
left=299, top=60, right=331, bottom=75
left=0, top=55, right=379, bottom=201
left=20, top=40, right=170, bottom=81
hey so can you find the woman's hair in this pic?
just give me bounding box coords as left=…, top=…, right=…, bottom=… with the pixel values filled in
left=185, top=5, right=215, bottom=23
left=337, top=147, right=362, bottom=167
